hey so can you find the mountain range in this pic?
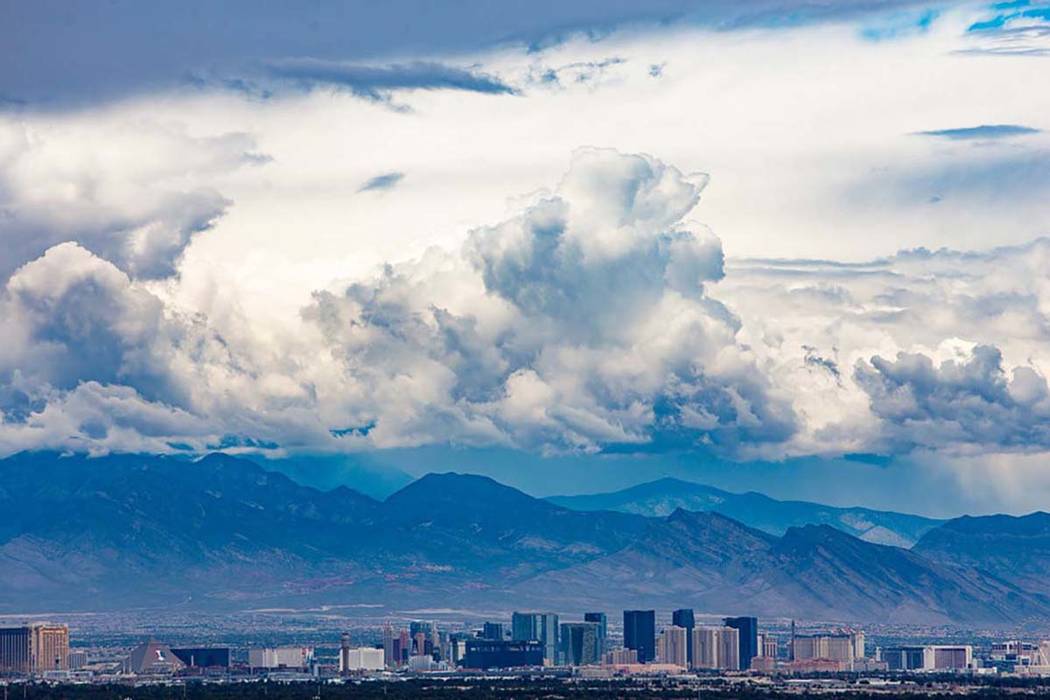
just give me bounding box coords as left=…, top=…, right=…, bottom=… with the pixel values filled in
left=1, top=451, right=1048, bottom=626
left=548, top=477, right=942, bottom=547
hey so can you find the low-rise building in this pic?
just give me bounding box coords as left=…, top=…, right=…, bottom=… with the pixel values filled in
left=339, top=647, right=384, bottom=672
left=248, top=646, right=314, bottom=670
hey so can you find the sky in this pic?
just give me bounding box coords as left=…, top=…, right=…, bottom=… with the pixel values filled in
left=1, top=0, right=1049, bottom=516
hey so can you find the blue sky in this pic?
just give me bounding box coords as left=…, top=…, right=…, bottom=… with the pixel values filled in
left=1, top=0, right=1049, bottom=515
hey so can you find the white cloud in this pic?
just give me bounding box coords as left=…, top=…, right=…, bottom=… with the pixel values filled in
left=0, top=115, right=265, bottom=279
left=717, top=238, right=1050, bottom=457
left=1, top=4, right=1050, bottom=510
left=303, top=148, right=795, bottom=453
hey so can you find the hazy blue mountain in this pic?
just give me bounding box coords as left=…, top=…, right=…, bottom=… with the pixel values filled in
left=548, top=477, right=942, bottom=547
left=520, top=510, right=1045, bottom=625
left=913, top=512, right=1050, bottom=594
left=259, top=454, right=413, bottom=500
left=1, top=452, right=1046, bottom=625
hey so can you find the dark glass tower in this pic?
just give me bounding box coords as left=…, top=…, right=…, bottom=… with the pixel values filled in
left=672, top=608, right=695, bottom=662
left=623, top=610, right=656, bottom=664
left=723, top=616, right=758, bottom=670
left=511, top=612, right=559, bottom=665
left=481, top=622, right=504, bottom=641
left=583, top=612, right=607, bottom=655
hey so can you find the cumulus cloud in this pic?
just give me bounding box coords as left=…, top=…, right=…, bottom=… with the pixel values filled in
left=717, top=238, right=1050, bottom=456
left=0, top=149, right=796, bottom=458
left=0, top=116, right=266, bottom=280
left=4, top=141, right=1050, bottom=464
left=855, top=344, right=1050, bottom=453
left=0, top=243, right=213, bottom=452
left=303, top=148, right=795, bottom=454
left=0, top=242, right=318, bottom=455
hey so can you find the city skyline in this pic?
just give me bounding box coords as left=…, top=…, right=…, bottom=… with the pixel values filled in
left=3, top=607, right=1044, bottom=680
left=2, top=2, right=1050, bottom=690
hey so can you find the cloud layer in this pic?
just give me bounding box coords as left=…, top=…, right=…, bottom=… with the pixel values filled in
left=0, top=118, right=265, bottom=279
left=1, top=1, right=1049, bottom=504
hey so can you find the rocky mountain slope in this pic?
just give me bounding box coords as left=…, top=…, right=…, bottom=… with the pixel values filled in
left=549, top=477, right=942, bottom=547
left=0, top=452, right=1045, bottom=625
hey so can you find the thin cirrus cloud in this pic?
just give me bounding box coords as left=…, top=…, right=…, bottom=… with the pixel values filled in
left=358, top=172, right=405, bottom=193
left=0, top=0, right=933, bottom=107
left=957, top=0, right=1050, bottom=55
left=264, top=58, right=517, bottom=100
left=915, top=124, right=1042, bottom=140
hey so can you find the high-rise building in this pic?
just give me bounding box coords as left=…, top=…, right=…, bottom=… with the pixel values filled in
left=413, top=632, right=427, bottom=657
left=481, top=622, right=505, bottom=641
left=339, top=647, right=384, bottom=672
left=382, top=625, right=396, bottom=668
left=431, top=628, right=443, bottom=661
left=604, top=647, right=638, bottom=665
left=560, top=622, right=601, bottom=666
left=511, top=612, right=559, bottom=665
left=882, top=645, right=972, bottom=671
left=0, top=624, right=70, bottom=674
left=31, top=624, right=69, bottom=673
left=761, top=634, right=778, bottom=660
left=719, top=627, right=741, bottom=671
left=461, top=640, right=544, bottom=670
left=67, top=651, right=88, bottom=670
left=0, top=626, right=32, bottom=674
left=448, top=636, right=468, bottom=665
left=339, top=632, right=351, bottom=674
left=932, top=646, right=972, bottom=670
left=409, top=620, right=433, bottom=638
left=657, top=625, right=688, bottom=667
left=691, top=626, right=740, bottom=671
left=882, top=646, right=934, bottom=671
left=248, top=647, right=313, bottom=670
left=672, top=609, right=695, bottom=662
left=398, top=629, right=410, bottom=664
left=791, top=631, right=865, bottom=668
left=623, top=610, right=656, bottom=664
left=583, top=613, right=607, bottom=655
left=723, top=617, right=758, bottom=670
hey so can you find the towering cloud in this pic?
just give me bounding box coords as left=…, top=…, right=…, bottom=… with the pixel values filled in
left=306, top=148, right=796, bottom=453
left=0, top=117, right=265, bottom=280
left=2, top=143, right=1050, bottom=468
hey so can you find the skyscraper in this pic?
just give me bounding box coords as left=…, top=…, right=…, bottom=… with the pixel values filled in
left=672, top=609, right=695, bottom=662
left=511, top=612, right=559, bottom=665
left=0, top=623, right=70, bottom=674
left=481, top=622, right=505, bottom=641
left=623, top=610, right=656, bottom=664
left=583, top=612, right=607, bottom=655
left=691, top=626, right=739, bottom=670
left=559, top=622, right=601, bottom=666
left=31, top=624, right=69, bottom=672
left=657, top=625, right=688, bottom=667
left=339, top=632, right=351, bottom=674
left=398, top=629, right=410, bottom=665
left=719, top=627, right=741, bottom=671
left=0, top=626, right=31, bottom=674
left=382, top=624, right=396, bottom=668
left=723, top=616, right=758, bottom=670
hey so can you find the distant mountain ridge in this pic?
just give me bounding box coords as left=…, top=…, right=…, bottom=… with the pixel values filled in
left=0, top=451, right=1047, bottom=626
left=548, top=477, right=942, bottom=547
left=913, top=512, right=1050, bottom=594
